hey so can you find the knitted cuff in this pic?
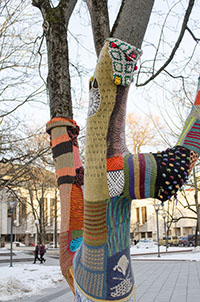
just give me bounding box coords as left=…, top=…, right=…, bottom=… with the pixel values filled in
left=46, top=117, right=83, bottom=187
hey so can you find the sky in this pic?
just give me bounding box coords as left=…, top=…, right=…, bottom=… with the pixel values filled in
left=1, top=0, right=200, bottom=151
left=0, top=245, right=200, bottom=301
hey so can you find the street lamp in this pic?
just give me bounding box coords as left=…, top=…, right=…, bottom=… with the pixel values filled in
left=8, top=199, right=18, bottom=267
left=162, top=211, right=168, bottom=252
left=155, top=203, right=161, bottom=258
left=13, top=220, right=17, bottom=243
left=173, top=217, right=178, bottom=246
left=35, top=219, right=39, bottom=246
left=136, top=221, right=140, bottom=241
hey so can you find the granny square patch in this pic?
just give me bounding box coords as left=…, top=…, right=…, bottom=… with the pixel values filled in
left=113, top=61, right=123, bottom=73
left=107, top=38, right=142, bottom=86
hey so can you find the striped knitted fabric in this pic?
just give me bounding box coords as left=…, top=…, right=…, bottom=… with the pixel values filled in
left=123, top=146, right=190, bottom=202
left=46, top=117, right=84, bottom=295
left=177, top=76, right=200, bottom=154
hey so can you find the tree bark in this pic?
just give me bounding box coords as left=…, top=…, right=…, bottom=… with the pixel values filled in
left=32, top=0, right=78, bottom=118
left=85, top=0, right=110, bottom=57
left=112, top=0, right=155, bottom=48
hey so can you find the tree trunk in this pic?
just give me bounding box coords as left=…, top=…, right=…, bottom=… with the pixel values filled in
left=32, top=0, right=78, bottom=118
left=46, top=18, right=72, bottom=118
left=111, top=0, right=155, bottom=48
left=86, top=0, right=110, bottom=56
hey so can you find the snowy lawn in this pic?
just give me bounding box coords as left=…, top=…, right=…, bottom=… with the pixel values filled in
left=131, top=245, right=200, bottom=261
left=0, top=264, right=64, bottom=301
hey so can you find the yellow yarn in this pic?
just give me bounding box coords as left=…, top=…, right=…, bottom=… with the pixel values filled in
left=114, top=76, right=121, bottom=85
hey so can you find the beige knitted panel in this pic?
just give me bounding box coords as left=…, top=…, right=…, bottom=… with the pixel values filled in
left=84, top=42, right=117, bottom=202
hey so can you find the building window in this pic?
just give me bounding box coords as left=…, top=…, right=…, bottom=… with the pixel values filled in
left=136, top=208, right=140, bottom=223
left=141, top=206, right=147, bottom=224
left=147, top=232, right=152, bottom=238
left=7, top=207, right=16, bottom=219
left=141, top=232, right=146, bottom=238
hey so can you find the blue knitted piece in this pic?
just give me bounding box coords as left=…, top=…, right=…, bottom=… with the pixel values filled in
left=70, top=237, right=83, bottom=252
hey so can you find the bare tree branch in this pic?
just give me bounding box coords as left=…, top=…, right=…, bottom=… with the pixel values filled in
left=187, top=26, right=200, bottom=43
left=58, top=0, right=78, bottom=24
left=32, top=0, right=51, bottom=12
left=137, top=0, right=195, bottom=87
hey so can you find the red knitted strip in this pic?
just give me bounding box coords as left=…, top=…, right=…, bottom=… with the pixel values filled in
left=107, top=156, right=123, bottom=171
left=69, top=184, right=84, bottom=230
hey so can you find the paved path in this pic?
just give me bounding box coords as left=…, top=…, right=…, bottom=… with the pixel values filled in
left=5, top=259, right=200, bottom=302
left=133, top=260, right=200, bottom=302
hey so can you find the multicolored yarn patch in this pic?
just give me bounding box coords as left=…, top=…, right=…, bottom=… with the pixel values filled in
left=106, top=196, right=131, bottom=257
left=107, top=156, right=124, bottom=197
left=123, top=146, right=191, bottom=202
left=83, top=199, right=107, bottom=247
left=46, top=117, right=84, bottom=296
left=123, top=153, right=157, bottom=200
left=107, top=38, right=142, bottom=86
left=154, top=146, right=190, bottom=201
left=177, top=77, right=200, bottom=155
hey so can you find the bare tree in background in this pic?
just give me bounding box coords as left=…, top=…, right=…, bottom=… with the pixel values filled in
left=0, top=0, right=47, bottom=119
left=126, top=113, right=163, bottom=154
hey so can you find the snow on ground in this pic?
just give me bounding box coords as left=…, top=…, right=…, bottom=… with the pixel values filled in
left=131, top=245, right=200, bottom=261
left=0, top=263, right=64, bottom=301
left=0, top=246, right=200, bottom=301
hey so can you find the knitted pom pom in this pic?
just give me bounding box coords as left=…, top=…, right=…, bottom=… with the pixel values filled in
left=114, top=76, right=121, bottom=85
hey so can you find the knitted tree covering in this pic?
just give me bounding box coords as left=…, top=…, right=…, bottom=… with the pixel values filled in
left=47, top=38, right=200, bottom=301
left=46, top=118, right=84, bottom=295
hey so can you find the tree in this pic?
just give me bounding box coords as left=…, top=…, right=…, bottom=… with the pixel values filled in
left=126, top=113, right=163, bottom=154
left=32, top=0, right=199, bottom=300
left=0, top=0, right=46, bottom=119
left=0, top=121, right=50, bottom=192
left=25, top=166, right=57, bottom=244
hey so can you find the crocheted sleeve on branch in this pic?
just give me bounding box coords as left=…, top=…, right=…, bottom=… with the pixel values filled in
left=123, top=78, right=200, bottom=203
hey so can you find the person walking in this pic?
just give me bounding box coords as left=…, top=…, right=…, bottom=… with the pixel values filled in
left=33, top=245, right=42, bottom=264
left=39, top=244, right=46, bottom=263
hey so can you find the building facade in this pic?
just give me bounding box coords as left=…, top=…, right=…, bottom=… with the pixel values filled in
left=0, top=187, right=60, bottom=246
left=130, top=188, right=199, bottom=242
